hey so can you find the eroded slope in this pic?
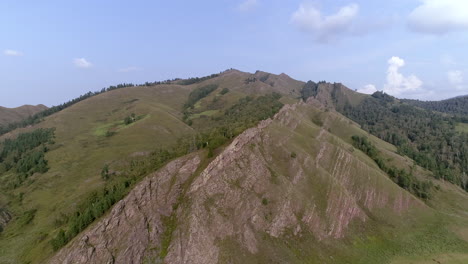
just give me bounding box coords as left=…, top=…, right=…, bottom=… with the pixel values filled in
left=50, top=99, right=468, bottom=263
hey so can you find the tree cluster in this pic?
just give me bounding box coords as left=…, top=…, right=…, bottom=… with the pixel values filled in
left=0, top=128, right=55, bottom=188
left=352, top=135, right=433, bottom=199
left=403, top=95, right=468, bottom=116
left=339, top=94, right=468, bottom=191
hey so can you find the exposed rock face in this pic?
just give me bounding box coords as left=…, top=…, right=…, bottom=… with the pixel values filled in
left=49, top=154, right=201, bottom=264
left=50, top=101, right=422, bottom=264
left=0, top=208, right=12, bottom=232
left=165, top=101, right=421, bottom=263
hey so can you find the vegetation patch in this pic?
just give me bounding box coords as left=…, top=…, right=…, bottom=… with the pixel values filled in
left=93, top=114, right=148, bottom=137
left=50, top=148, right=179, bottom=251
left=0, top=128, right=55, bottom=188
left=190, top=110, right=220, bottom=119
left=455, top=122, right=468, bottom=133
left=352, top=135, right=433, bottom=199
left=183, top=84, right=219, bottom=110
left=333, top=91, right=468, bottom=191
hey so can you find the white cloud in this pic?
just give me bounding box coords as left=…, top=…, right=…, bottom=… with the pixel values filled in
left=408, top=0, right=468, bottom=34
left=291, top=3, right=359, bottom=42
left=4, top=49, right=23, bottom=56
left=238, top=0, right=258, bottom=12
left=383, top=56, right=423, bottom=96
left=118, top=66, right=140, bottom=73
left=73, top=58, right=92, bottom=68
left=358, top=84, right=378, bottom=94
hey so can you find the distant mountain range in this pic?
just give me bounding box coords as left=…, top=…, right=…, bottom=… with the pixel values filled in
left=0, top=104, right=48, bottom=127
left=402, top=94, right=468, bottom=116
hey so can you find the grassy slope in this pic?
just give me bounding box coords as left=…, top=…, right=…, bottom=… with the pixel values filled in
left=1, top=70, right=467, bottom=263
left=322, top=108, right=468, bottom=263
left=0, top=104, right=48, bottom=127
left=0, top=70, right=303, bottom=263
left=213, top=103, right=468, bottom=263
left=0, top=84, right=195, bottom=263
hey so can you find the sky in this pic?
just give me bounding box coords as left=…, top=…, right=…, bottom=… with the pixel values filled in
left=1, top=0, right=468, bottom=107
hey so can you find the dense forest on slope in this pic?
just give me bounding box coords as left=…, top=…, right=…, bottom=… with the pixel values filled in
left=403, top=95, right=468, bottom=116
left=0, top=128, right=55, bottom=188
left=329, top=91, right=468, bottom=191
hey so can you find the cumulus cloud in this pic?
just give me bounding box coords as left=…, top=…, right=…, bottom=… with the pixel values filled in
left=4, top=49, right=23, bottom=56
left=73, top=58, right=92, bottom=68
left=291, top=3, right=359, bottom=42
left=408, top=0, right=468, bottom=34
left=383, top=57, right=423, bottom=96
left=358, top=84, right=378, bottom=94
left=237, top=0, right=258, bottom=12
left=118, top=66, right=140, bottom=73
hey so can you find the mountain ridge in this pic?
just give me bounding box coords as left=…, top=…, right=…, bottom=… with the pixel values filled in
left=1, top=70, right=468, bottom=263
left=0, top=104, right=48, bottom=127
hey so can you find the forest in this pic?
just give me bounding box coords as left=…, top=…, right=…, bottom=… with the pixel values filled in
left=0, top=128, right=55, bottom=188
left=403, top=95, right=468, bottom=116
left=333, top=91, right=468, bottom=191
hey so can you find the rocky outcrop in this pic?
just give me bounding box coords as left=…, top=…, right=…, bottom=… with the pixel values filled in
left=49, top=154, right=201, bottom=264
left=164, top=102, right=421, bottom=263
left=50, top=101, right=423, bottom=264
left=0, top=208, right=12, bottom=233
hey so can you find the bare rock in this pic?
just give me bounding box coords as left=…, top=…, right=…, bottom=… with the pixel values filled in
left=49, top=154, right=201, bottom=264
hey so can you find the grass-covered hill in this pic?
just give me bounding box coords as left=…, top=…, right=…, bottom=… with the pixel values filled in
left=0, top=104, right=48, bottom=128
left=52, top=94, right=468, bottom=264
left=1, top=70, right=468, bottom=264
left=0, top=69, right=302, bottom=263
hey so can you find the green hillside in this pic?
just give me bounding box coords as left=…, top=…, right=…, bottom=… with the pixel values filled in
left=0, top=69, right=301, bottom=263
left=1, top=70, right=468, bottom=264
left=51, top=93, right=468, bottom=264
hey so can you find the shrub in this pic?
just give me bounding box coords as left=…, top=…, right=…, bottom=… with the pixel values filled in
left=220, top=88, right=229, bottom=95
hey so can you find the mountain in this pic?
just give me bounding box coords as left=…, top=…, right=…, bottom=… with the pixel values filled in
left=402, top=95, right=468, bottom=116
left=0, top=104, right=48, bottom=127
left=1, top=70, right=468, bottom=264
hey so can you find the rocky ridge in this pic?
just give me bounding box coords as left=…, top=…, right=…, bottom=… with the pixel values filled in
left=50, top=100, right=423, bottom=263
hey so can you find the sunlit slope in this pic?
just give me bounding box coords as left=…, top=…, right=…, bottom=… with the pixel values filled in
left=0, top=84, right=196, bottom=263
left=169, top=101, right=468, bottom=264
left=0, top=69, right=304, bottom=263
left=50, top=100, right=468, bottom=264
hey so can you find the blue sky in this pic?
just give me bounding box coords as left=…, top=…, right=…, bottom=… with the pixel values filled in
left=1, top=0, right=468, bottom=107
